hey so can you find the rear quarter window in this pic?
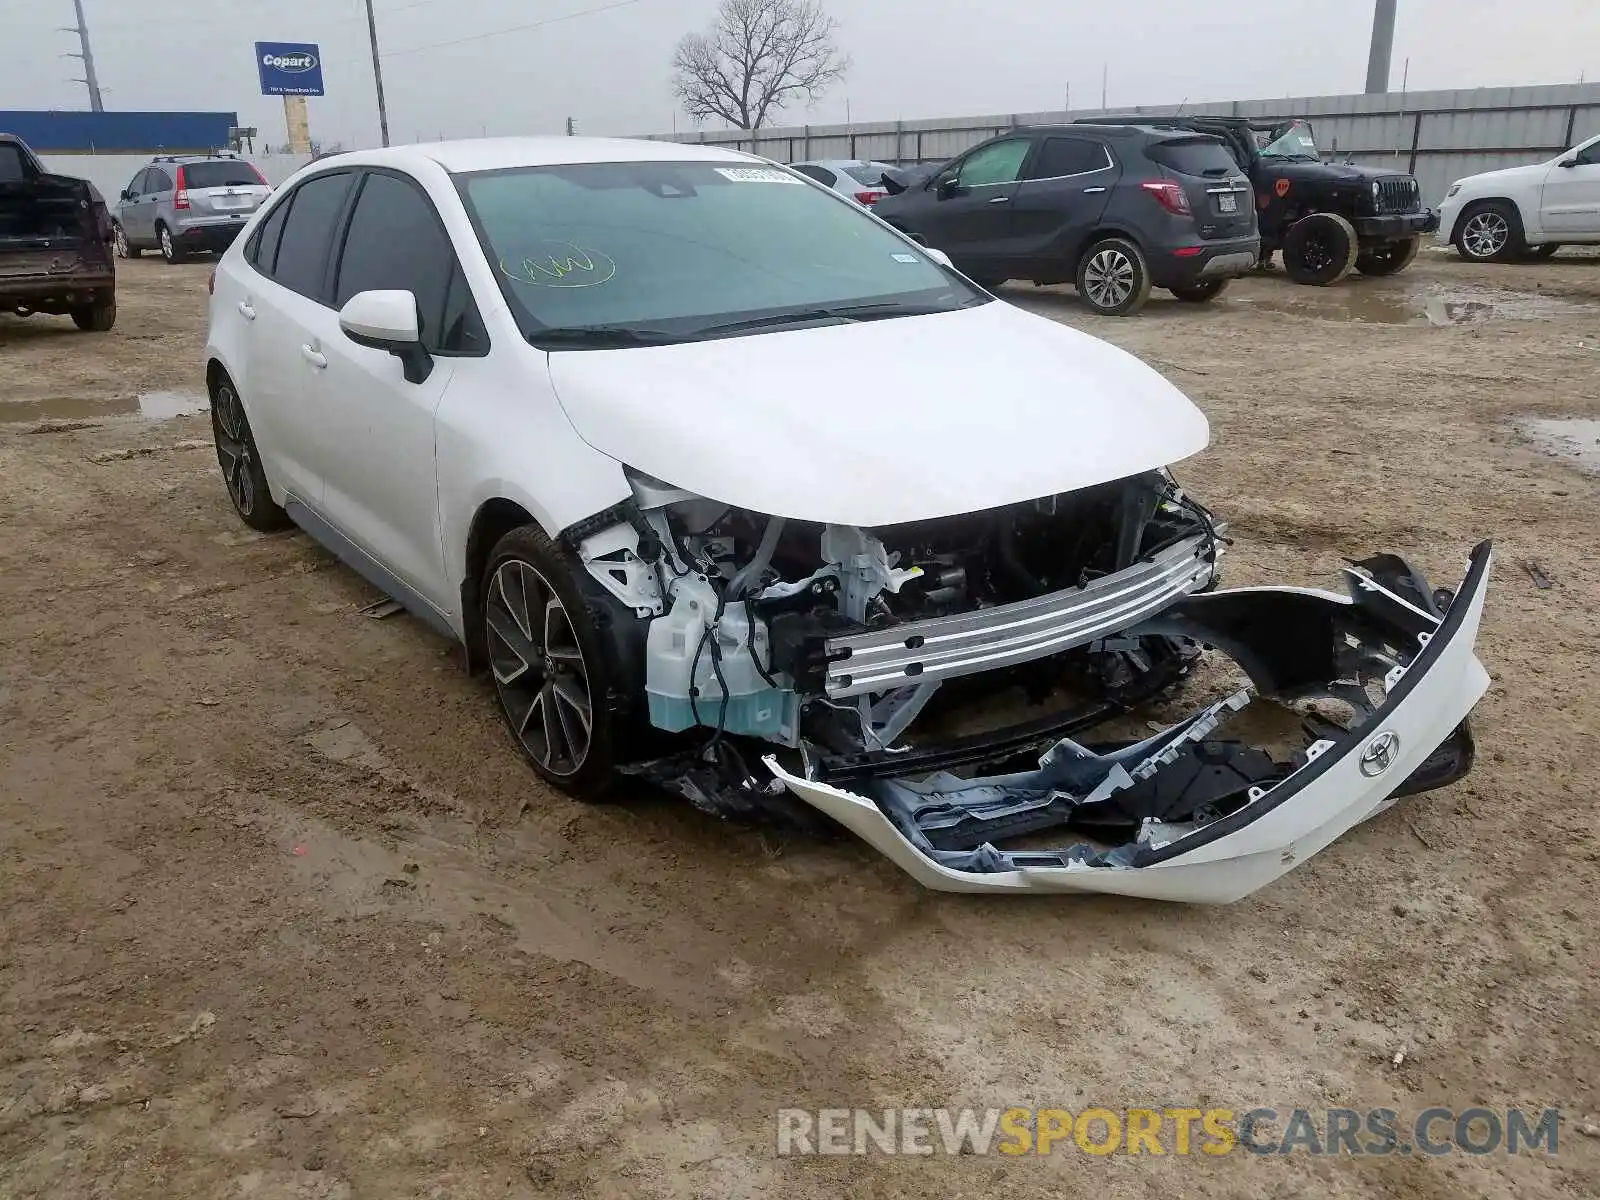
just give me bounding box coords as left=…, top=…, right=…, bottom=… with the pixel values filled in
left=1147, top=138, right=1239, bottom=177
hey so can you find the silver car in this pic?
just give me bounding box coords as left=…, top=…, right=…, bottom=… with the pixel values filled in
left=788, top=159, right=897, bottom=207
left=113, top=153, right=271, bottom=263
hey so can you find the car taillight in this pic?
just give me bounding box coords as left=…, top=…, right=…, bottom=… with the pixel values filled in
left=1140, top=180, right=1191, bottom=216
left=854, top=190, right=882, bottom=205
left=250, top=164, right=268, bottom=186
left=173, top=166, right=190, bottom=209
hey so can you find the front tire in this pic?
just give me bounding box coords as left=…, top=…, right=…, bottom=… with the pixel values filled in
left=112, top=224, right=140, bottom=259
left=71, top=295, right=116, bottom=332
left=1169, top=279, right=1229, bottom=303
left=158, top=224, right=187, bottom=264
left=483, top=526, right=627, bottom=801
left=1282, top=213, right=1359, bottom=285
left=1076, top=237, right=1152, bottom=316
left=1355, top=236, right=1421, bottom=277
left=1455, top=201, right=1523, bottom=262
left=210, top=374, right=290, bottom=532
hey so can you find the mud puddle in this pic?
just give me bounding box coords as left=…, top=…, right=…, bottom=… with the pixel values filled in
left=0, top=390, right=208, bottom=424
left=1519, top=417, right=1600, bottom=474
left=1237, top=283, right=1579, bottom=326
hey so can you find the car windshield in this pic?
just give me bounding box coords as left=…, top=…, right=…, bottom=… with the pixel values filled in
left=181, top=161, right=262, bottom=188
left=455, top=160, right=984, bottom=348
left=1258, top=123, right=1322, bottom=162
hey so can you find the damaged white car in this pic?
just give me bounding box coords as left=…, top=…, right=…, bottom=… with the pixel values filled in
left=204, top=137, right=1491, bottom=903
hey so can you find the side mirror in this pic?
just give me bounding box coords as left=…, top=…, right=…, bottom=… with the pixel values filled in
left=339, top=290, right=433, bottom=384
left=120, top=189, right=133, bottom=201
left=923, top=246, right=954, bottom=269
left=936, top=177, right=963, bottom=199
left=1559, top=158, right=1579, bottom=168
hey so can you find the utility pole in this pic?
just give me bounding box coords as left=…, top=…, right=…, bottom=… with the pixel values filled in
left=1365, top=0, right=1398, bottom=94
left=1100, top=64, right=1107, bottom=110
left=565, top=116, right=575, bottom=136
left=61, top=0, right=105, bottom=112
left=363, top=0, right=391, bottom=146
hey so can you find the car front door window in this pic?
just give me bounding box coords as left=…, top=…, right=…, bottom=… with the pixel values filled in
left=954, top=139, right=1031, bottom=189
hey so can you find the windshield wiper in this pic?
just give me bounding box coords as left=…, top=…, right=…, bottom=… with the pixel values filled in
left=530, top=325, right=686, bottom=350
left=691, top=299, right=980, bottom=339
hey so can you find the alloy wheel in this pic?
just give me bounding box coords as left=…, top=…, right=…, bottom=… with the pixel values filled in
left=1082, top=248, right=1135, bottom=309
left=211, top=383, right=255, bottom=517
left=486, top=559, right=594, bottom=777
left=160, top=228, right=174, bottom=261
left=1461, top=211, right=1509, bottom=259
left=113, top=226, right=129, bottom=258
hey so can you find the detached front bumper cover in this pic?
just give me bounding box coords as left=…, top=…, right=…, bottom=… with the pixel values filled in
left=767, top=542, right=1492, bottom=904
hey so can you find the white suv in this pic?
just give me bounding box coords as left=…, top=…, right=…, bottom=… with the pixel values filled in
left=204, top=137, right=1492, bottom=903
left=1437, top=132, right=1600, bottom=261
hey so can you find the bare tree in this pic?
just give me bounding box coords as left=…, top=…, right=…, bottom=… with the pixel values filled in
left=671, top=0, right=849, bottom=131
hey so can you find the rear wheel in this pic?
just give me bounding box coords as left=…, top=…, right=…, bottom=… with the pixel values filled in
left=1282, top=213, right=1359, bottom=285
left=210, top=373, right=289, bottom=532
left=1076, top=237, right=1152, bottom=316
left=1355, top=236, right=1421, bottom=277
left=1455, top=201, right=1522, bottom=262
left=70, top=295, right=116, bottom=332
left=483, top=525, right=628, bottom=801
left=158, top=224, right=187, bottom=264
left=1169, top=279, right=1229, bottom=303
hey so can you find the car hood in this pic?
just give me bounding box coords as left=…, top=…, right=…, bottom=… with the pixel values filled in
left=1263, top=160, right=1416, bottom=184
left=1454, top=160, right=1552, bottom=191
left=545, top=300, right=1210, bottom=527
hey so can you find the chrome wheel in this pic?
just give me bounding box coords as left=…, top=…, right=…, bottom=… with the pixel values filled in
left=113, top=225, right=129, bottom=258
left=1461, top=211, right=1509, bottom=260
left=1082, top=248, right=1135, bottom=310
left=486, top=560, right=593, bottom=777
left=211, top=382, right=255, bottom=517
left=160, top=227, right=175, bottom=261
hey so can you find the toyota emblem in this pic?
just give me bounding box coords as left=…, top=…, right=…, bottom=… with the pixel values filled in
left=1359, top=731, right=1400, bottom=777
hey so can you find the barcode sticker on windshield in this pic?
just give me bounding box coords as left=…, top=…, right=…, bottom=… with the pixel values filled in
left=715, top=167, right=802, bottom=184
left=892, top=253, right=920, bottom=263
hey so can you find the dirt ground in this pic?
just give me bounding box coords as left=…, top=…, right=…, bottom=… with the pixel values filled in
left=2, top=248, right=1598, bottom=1199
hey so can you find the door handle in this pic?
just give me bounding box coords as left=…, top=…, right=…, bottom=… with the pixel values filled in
left=987, top=195, right=1011, bottom=205
left=237, top=301, right=256, bottom=320
left=300, top=344, right=327, bottom=369
left=1083, top=187, right=1107, bottom=194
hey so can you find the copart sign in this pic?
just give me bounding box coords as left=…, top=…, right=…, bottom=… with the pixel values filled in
left=255, top=41, right=325, bottom=97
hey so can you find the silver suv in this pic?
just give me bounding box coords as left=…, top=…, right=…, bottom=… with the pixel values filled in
left=112, top=153, right=271, bottom=263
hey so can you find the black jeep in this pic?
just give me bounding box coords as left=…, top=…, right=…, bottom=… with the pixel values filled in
left=1078, top=116, right=1440, bottom=285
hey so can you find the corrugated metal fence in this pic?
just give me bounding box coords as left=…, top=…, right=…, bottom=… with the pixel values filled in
left=645, top=83, right=1600, bottom=207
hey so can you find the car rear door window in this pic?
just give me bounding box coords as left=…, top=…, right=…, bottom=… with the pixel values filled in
left=955, top=139, right=1031, bottom=188
left=334, top=171, right=486, bottom=354
left=1146, top=138, right=1239, bottom=177
left=1026, top=137, right=1111, bottom=180
left=270, top=172, right=355, bottom=300
left=147, top=168, right=173, bottom=194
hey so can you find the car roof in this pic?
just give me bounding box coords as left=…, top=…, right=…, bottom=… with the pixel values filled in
left=308, top=136, right=760, bottom=176
left=793, top=158, right=892, bottom=168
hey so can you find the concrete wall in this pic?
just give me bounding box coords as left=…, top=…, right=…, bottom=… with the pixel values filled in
left=645, top=83, right=1600, bottom=207
left=39, top=152, right=313, bottom=202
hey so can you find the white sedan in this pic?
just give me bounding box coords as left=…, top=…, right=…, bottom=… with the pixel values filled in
left=1437, top=131, right=1600, bottom=261
left=787, top=159, right=897, bottom=206
left=204, top=136, right=1491, bottom=903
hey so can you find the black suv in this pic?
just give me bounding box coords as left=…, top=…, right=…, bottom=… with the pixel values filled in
left=872, top=124, right=1259, bottom=316
left=1078, top=116, right=1439, bottom=284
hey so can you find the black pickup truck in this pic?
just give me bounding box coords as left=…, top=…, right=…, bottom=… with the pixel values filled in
left=1, top=133, right=116, bottom=331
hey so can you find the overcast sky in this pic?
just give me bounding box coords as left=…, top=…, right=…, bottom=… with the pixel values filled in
left=4, top=0, right=1598, bottom=148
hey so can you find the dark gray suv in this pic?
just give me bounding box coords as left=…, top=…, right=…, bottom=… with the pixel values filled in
left=112, top=153, right=272, bottom=263
left=872, top=125, right=1260, bottom=315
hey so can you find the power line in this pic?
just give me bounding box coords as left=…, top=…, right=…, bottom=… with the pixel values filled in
left=381, top=0, right=645, bottom=58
